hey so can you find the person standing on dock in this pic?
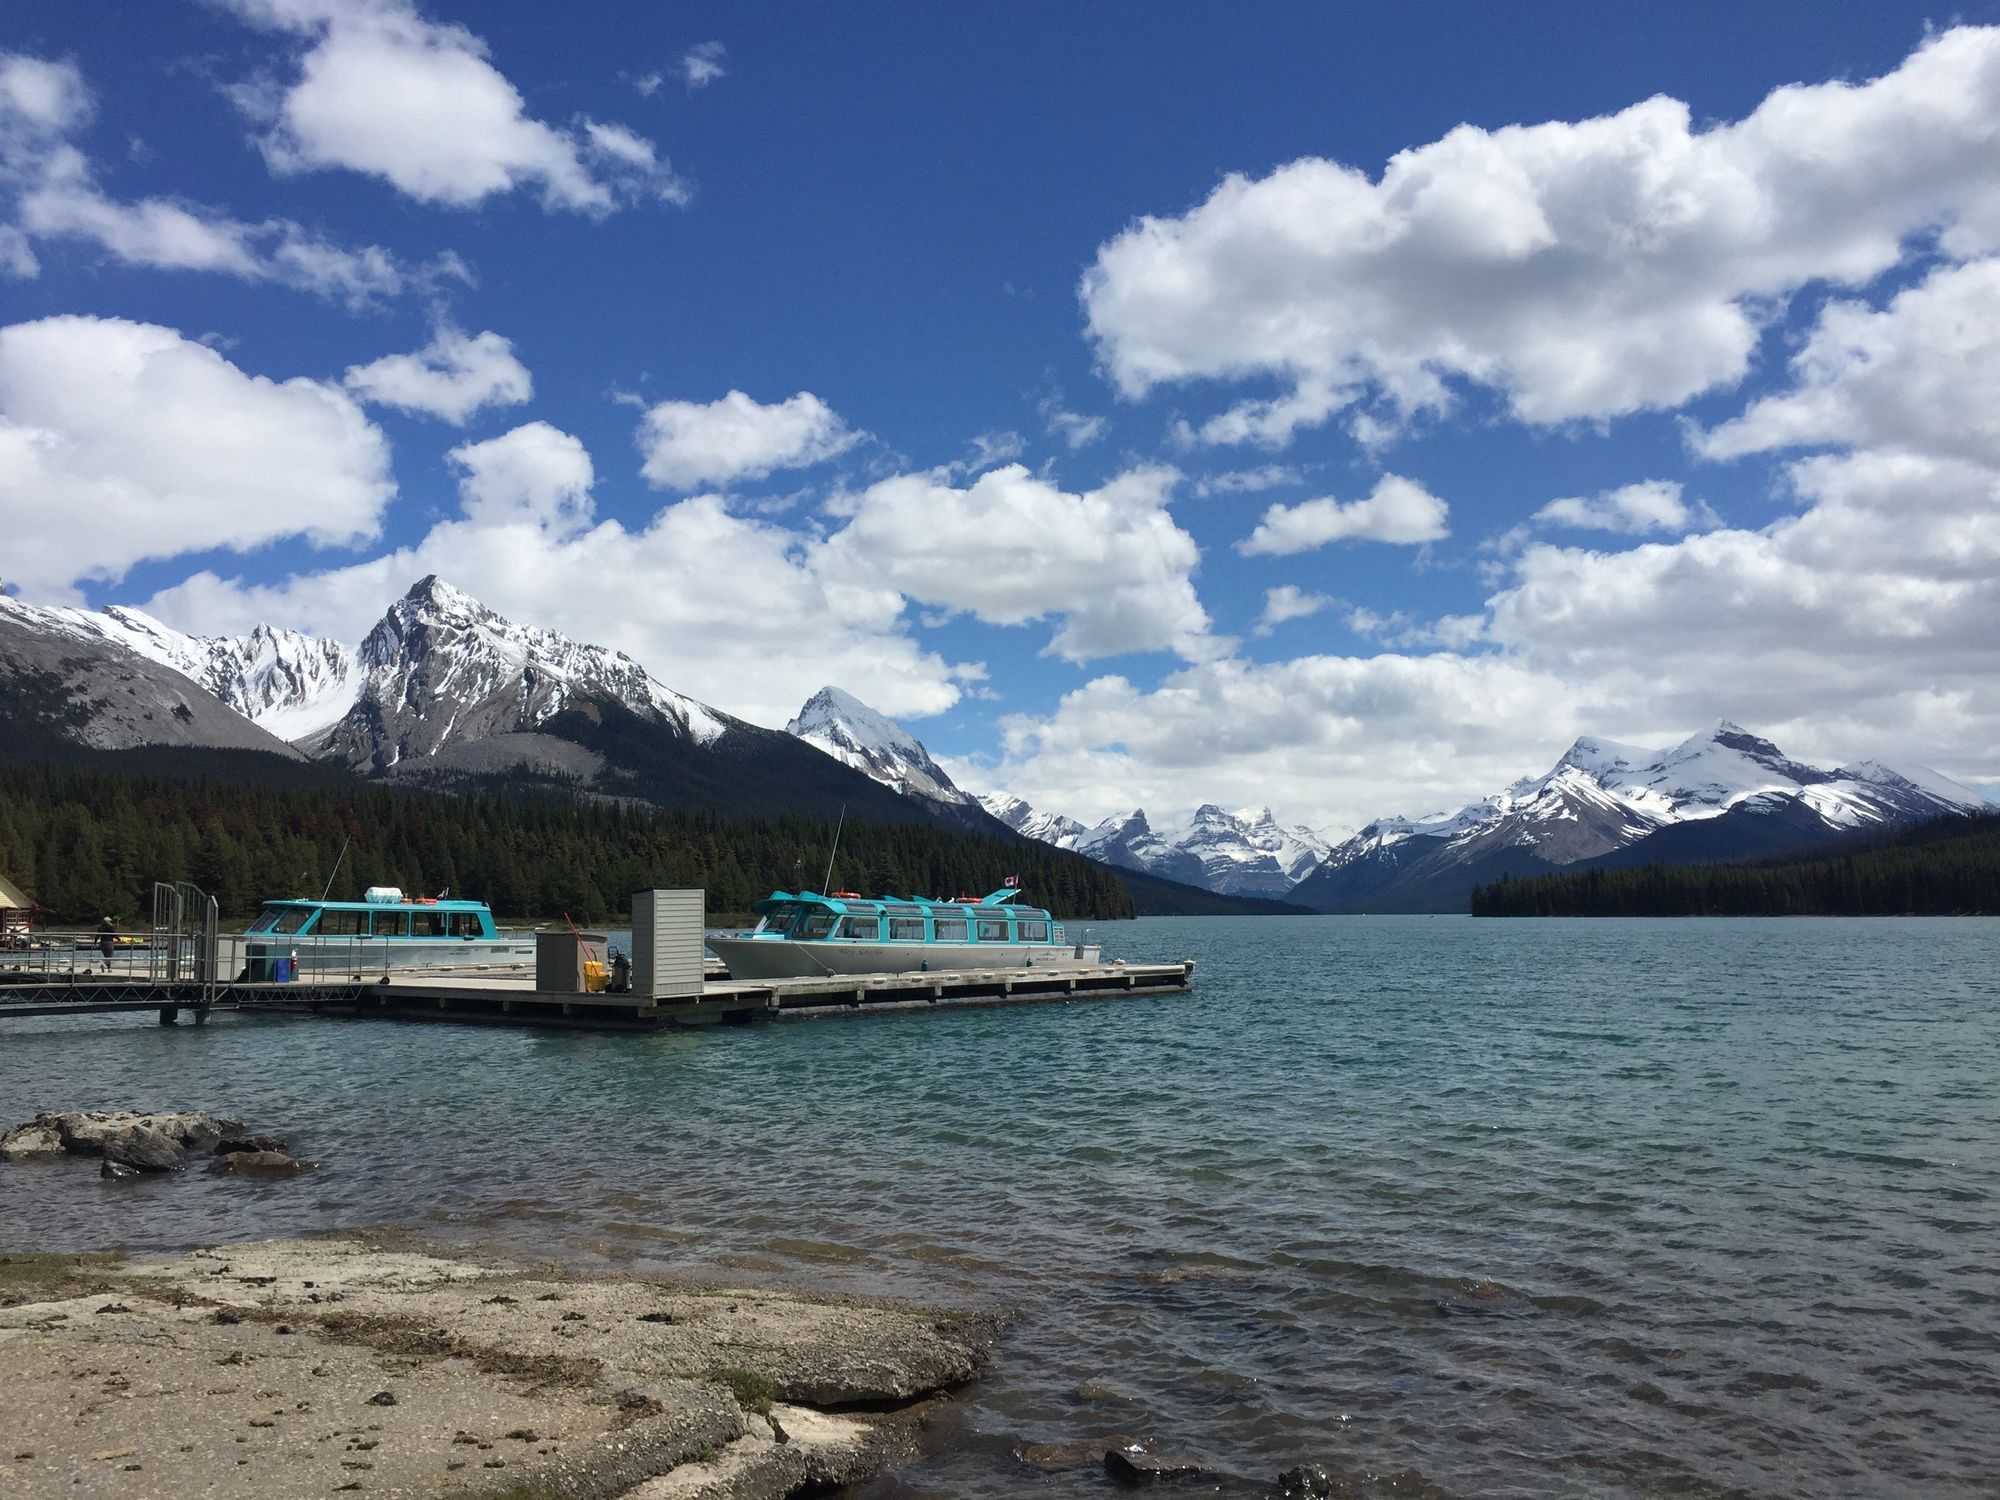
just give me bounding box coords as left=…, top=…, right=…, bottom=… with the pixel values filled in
left=96, top=916, right=116, bottom=971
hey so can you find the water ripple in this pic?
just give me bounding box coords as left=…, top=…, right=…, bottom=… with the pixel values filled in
left=2, top=915, right=1998, bottom=1498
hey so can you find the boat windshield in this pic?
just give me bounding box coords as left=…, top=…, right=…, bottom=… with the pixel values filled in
left=757, top=903, right=804, bottom=936
left=248, top=906, right=311, bottom=935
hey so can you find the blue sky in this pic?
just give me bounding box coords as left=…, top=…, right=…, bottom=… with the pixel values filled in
left=4, top=2, right=1998, bottom=830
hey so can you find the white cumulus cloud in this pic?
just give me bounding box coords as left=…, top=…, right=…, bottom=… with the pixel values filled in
left=343, top=326, right=533, bottom=424
left=220, top=0, right=686, bottom=213
left=1, top=51, right=428, bottom=305
left=1253, top=585, right=1335, bottom=636
left=1238, top=474, right=1449, bottom=555
left=448, top=421, right=592, bottom=530
left=636, top=389, right=862, bottom=490
left=1532, top=480, right=1716, bottom=535
left=1082, top=26, right=2000, bottom=441
left=818, top=462, right=1216, bottom=663
left=0, top=315, right=393, bottom=598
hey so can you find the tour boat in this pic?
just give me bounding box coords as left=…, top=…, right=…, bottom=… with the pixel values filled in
left=242, top=886, right=532, bottom=979
left=705, top=884, right=1101, bottom=981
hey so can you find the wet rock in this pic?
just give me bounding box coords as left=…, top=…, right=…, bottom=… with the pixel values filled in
left=0, top=1118, right=64, bottom=1159
left=213, top=1134, right=288, bottom=1157
left=3, top=1110, right=249, bottom=1161
left=102, top=1127, right=189, bottom=1173
left=1105, top=1444, right=1208, bottom=1484
left=1277, top=1461, right=1335, bottom=1496
left=210, top=1151, right=303, bottom=1176
left=366, top=1391, right=397, bottom=1407
left=1019, top=1434, right=1139, bottom=1470
left=99, top=1159, right=140, bottom=1180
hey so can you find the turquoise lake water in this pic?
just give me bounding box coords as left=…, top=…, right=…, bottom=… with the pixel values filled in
left=4, top=915, right=1998, bottom=1497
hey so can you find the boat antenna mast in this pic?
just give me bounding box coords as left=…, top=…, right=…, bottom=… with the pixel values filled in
left=319, top=834, right=352, bottom=903
left=820, top=804, right=846, bottom=894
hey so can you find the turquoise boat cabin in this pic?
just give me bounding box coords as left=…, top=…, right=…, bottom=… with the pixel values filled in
left=748, top=885, right=1068, bottom=945
left=246, top=895, right=499, bottom=940
left=243, top=887, right=513, bottom=980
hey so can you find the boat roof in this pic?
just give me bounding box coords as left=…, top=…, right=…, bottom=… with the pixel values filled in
left=753, top=886, right=1033, bottom=915
left=261, top=897, right=492, bottom=912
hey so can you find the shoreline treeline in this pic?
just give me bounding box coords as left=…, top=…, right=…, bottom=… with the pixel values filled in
left=1470, top=812, right=2000, bottom=917
left=0, top=750, right=1136, bottom=925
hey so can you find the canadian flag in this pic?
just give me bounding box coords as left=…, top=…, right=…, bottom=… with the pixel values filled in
left=1003, top=875, right=1019, bottom=887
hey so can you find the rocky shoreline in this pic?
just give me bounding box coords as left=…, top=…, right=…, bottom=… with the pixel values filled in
left=0, top=1232, right=1005, bottom=1499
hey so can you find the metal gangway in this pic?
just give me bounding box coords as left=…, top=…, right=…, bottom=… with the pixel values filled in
left=149, top=880, right=220, bottom=1003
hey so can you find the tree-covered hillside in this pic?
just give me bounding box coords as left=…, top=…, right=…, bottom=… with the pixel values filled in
left=1471, top=813, right=2000, bottom=917
left=0, top=748, right=1136, bottom=925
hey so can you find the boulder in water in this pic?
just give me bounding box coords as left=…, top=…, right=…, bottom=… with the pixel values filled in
left=0, top=1118, right=64, bottom=1159
left=102, top=1126, right=188, bottom=1173
left=211, top=1151, right=304, bottom=1176
left=214, top=1134, right=289, bottom=1157
left=2, top=1110, right=254, bottom=1163
left=1277, top=1462, right=1336, bottom=1497
left=1104, top=1444, right=1208, bottom=1485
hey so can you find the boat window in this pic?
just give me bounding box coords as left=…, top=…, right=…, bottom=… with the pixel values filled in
left=1019, top=921, right=1049, bottom=941
left=1017, top=908, right=1050, bottom=924
left=450, top=912, right=484, bottom=938
left=313, top=908, right=361, bottom=936
left=246, top=908, right=282, bottom=934
left=932, top=916, right=967, bottom=941
left=841, top=917, right=879, bottom=940
left=887, top=918, right=925, bottom=941
left=270, top=907, right=311, bottom=935
left=882, top=904, right=922, bottom=917
left=757, top=905, right=800, bottom=936
left=411, top=911, right=447, bottom=937
left=798, top=912, right=835, bottom=939
left=976, top=919, right=1010, bottom=942
left=371, top=911, right=410, bottom=938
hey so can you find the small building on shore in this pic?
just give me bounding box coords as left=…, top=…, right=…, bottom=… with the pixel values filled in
left=0, top=873, right=31, bottom=946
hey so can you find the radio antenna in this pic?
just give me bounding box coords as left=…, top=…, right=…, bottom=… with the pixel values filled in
left=820, top=804, right=846, bottom=894
left=319, top=834, right=351, bottom=903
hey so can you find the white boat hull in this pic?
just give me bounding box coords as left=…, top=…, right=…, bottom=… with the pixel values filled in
left=706, top=936, right=1103, bottom=981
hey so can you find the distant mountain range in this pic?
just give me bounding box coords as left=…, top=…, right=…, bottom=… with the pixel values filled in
left=5, top=579, right=1984, bottom=913
left=0, top=579, right=1290, bottom=916
left=1290, top=724, right=1989, bottom=913
left=979, top=796, right=1331, bottom=899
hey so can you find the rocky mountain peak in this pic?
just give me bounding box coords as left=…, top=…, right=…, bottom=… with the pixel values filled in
left=783, top=686, right=971, bottom=806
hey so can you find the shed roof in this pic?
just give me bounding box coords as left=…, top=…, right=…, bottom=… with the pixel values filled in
left=0, top=873, right=28, bottom=910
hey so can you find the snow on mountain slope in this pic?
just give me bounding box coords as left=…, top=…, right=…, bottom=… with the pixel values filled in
left=0, top=595, right=308, bottom=757
left=1073, top=809, right=1209, bottom=886
left=1296, top=720, right=1990, bottom=913
left=972, top=791, right=1331, bottom=896
left=1167, top=804, right=1332, bottom=897
left=0, top=599, right=360, bottom=738
left=785, top=686, right=973, bottom=806
left=314, top=576, right=732, bottom=771
left=979, top=792, right=1087, bottom=846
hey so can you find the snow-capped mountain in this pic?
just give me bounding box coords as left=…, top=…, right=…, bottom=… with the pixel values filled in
left=978, top=793, right=1332, bottom=898
left=314, top=576, right=730, bottom=772
left=1073, top=809, right=1209, bottom=887
left=1175, top=804, right=1333, bottom=899
left=1293, top=720, right=1989, bottom=913
left=978, top=792, right=1087, bottom=847
left=0, top=599, right=360, bottom=738
left=785, top=686, right=973, bottom=806
left=0, top=594, right=307, bottom=756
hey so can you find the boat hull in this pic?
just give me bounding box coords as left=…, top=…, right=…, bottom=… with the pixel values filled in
left=707, top=936, right=1103, bottom=981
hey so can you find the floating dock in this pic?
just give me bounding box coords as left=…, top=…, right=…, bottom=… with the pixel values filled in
left=0, top=883, right=1192, bottom=1030
left=0, top=960, right=1195, bottom=1030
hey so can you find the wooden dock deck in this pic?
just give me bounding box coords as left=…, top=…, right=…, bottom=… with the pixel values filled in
left=0, top=960, right=1196, bottom=1029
